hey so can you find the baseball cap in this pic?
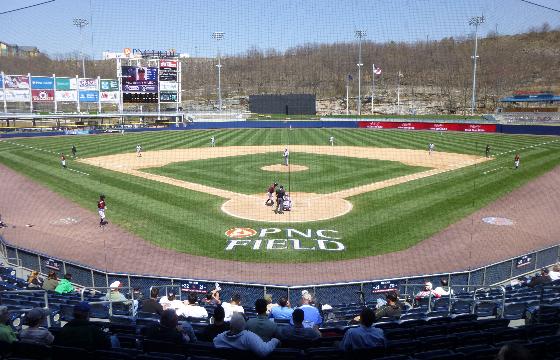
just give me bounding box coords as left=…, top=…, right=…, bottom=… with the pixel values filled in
left=109, top=281, right=121, bottom=289
left=74, top=301, right=90, bottom=313
left=302, top=290, right=312, bottom=301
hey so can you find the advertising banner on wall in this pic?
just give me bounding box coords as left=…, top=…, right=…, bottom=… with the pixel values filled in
left=31, top=89, right=55, bottom=102
left=159, top=59, right=178, bottom=70
left=121, top=66, right=158, bottom=93
left=55, top=78, right=77, bottom=90
left=5, top=89, right=31, bottom=102
left=79, top=90, right=99, bottom=102
left=78, top=78, right=98, bottom=91
left=99, top=91, right=119, bottom=103
left=358, top=121, right=497, bottom=133
left=100, top=79, right=119, bottom=91
left=159, top=81, right=178, bottom=92
left=31, top=77, right=54, bottom=89
left=160, top=92, right=178, bottom=103
left=55, top=90, right=78, bottom=102
left=4, top=75, right=30, bottom=90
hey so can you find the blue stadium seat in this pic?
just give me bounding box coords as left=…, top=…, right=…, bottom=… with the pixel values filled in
left=386, top=339, right=420, bottom=355
left=474, top=301, right=497, bottom=317
left=411, top=350, right=457, bottom=360
left=451, top=300, right=473, bottom=314
left=499, top=302, right=527, bottom=320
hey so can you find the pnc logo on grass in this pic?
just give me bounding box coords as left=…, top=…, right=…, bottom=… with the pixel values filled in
left=225, top=227, right=257, bottom=238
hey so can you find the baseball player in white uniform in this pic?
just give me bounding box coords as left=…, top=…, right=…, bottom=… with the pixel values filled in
left=136, top=144, right=142, bottom=157
left=211, top=136, right=215, bottom=147
left=428, top=143, right=435, bottom=155
left=329, top=136, right=334, bottom=146
left=283, top=148, right=289, bottom=166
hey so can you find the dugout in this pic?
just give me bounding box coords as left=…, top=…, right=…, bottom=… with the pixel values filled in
left=249, top=94, right=316, bottom=115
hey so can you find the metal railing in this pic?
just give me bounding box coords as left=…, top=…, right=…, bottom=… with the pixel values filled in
left=0, top=289, right=52, bottom=327
left=80, top=286, right=136, bottom=317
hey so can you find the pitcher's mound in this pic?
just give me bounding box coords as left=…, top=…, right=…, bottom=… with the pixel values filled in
left=261, top=164, right=308, bottom=173
left=221, top=192, right=352, bottom=223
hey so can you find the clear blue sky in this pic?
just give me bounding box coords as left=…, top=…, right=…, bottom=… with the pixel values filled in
left=0, top=0, right=559, bottom=59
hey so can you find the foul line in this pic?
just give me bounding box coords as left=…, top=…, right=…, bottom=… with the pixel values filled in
left=483, top=167, right=505, bottom=175
left=494, top=139, right=560, bottom=157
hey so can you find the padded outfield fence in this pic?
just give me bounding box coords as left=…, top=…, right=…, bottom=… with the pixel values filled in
left=1, top=235, right=558, bottom=308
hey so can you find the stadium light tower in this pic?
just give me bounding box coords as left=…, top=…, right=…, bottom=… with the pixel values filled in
left=73, top=18, right=89, bottom=78
left=212, top=31, right=225, bottom=112
left=355, top=30, right=366, bottom=116
left=469, top=15, right=485, bottom=115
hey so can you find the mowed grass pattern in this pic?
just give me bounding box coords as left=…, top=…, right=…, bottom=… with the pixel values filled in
left=0, top=128, right=559, bottom=262
left=143, top=152, right=428, bottom=194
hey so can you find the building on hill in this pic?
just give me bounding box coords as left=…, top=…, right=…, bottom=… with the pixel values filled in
left=498, top=92, right=560, bottom=113
left=0, top=41, right=40, bottom=57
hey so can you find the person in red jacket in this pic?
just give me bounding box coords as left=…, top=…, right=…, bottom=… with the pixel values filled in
left=60, top=153, right=67, bottom=169
left=514, top=154, right=520, bottom=169
left=97, top=195, right=108, bottom=226
left=265, top=183, right=278, bottom=206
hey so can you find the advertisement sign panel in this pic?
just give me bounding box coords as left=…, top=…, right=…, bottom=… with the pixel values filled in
left=79, top=90, right=99, bottom=102
left=160, top=92, right=178, bottom=103
left=159, top=71, right=177, bottom=81
left=4, top=75, right=30, bottom=89
left=78, top=78, right=98, bottom=90
left=121, top=66, right=158, bottom=92
left=5, top=89, right=31, bottom=102
left=100, top=79, right=119, bottom=91
left=159, top=81, right=178, bottom=92
left=31, top=89, right=55, bottom=102
left=31, top=77, right=54, bottom=89
left=55, top=78, right=78, bottom=90
left=159, top=59, right=178, bottom=70
left=122, top=92, right=158, bottom=103
left=55, top=90, right=78, bottom=102
left=358, top=121, right=496, bottom=133
left=99, top=91, right=119, bottom=103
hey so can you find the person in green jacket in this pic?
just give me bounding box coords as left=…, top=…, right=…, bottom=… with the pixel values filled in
left=0, top=306, right=17, bottom=344
left=55, top=273, right=75, bottom=294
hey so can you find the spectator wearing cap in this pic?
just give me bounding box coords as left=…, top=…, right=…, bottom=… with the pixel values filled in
left=434, top=278, right=454, bottom=297
left=141, top=288, right=164, bottom=316
left=201, top=305, right=230, bottom=342
left=19, top=308, right=54, bottom=345
left=0, top=306, right=17, bottom=344
left=247, top=299, right=278, bottom=341
left=104, top=281, right=139, bottom=315
left=339, top=308, right=386, bottom=351
left=222, top=293, right=245, bottom=322
left=415, top=282, right=440, bottom=301
left=53, top=302, right=112, bottom=350
left=42, top=271, right=59, bottom=292
left=277, top=308, right=321, bottom=342
left=295, top=290, right=322, bottom=328
left=270, top=297, right=293, bottom=320
left=54, top=273, right=75, bottom=294
left=159, top=291, right=185, bottom=313
left=179, top=293, right=208, bottom=319
left=213, top=312, right=280, bottom=358
left=528, top=268, right=552, bottom=288
left=144, top=309, right=197, bottom=344
left=375, top=292, right=402, bottom=320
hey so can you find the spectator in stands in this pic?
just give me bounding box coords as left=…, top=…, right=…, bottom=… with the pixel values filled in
left=375, top=292, right=402, bottom=320
left=415, top=281, right=440, bottom=301
left=264, top=293, right=277, bottom=315
left=296, top=290, right=322, bottom=328
left=141, top=288, right=164, bottom=315
left=496, top=343, right=532, bottom=360
left=0, top=214, right=7, bottom=228
left=179, top=292, right=208, bottom=319
left=510, top=276, right=527, bottom=288
left=144, top=309, right=197, bottom=344
left=277, top=308, right=321, bottom=342
left=42, top=271, right=59, bottom=292
left=19, top=308, right=54, bottom=345
left=339, top=308, right=386, bottom=351
left=528, top=268, right=552, bottom=288
left=434, top=278, right=454, bottom=297
left=548, top=264, right=560, bottom=281
left=159, top=291, right=185, bottom=313
left=201, top=305, right=230, bottom=342
left=0, top=306, right=17, bottom=344
left=222, top=293, right=245, bottom=322
left=247, top=298, right=278, bottom=341
left=104, top=281, right=138, bottom=315
left=54, top=273, right=75, bottom=294
left=203, top=289, right=221, bottom=305
left=270, top=297, right=293, bottom=320
left=27, top=270, right=43, bottom=289
left=54, top=302, right=112, bottom=350
left=213, top=312, right=280, bottom=358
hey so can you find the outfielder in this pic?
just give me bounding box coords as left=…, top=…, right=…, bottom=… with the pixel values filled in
left=283, top=148, right=289, bottom=166
left=514, top=154, right=520, bottom=169
left=71, top=145, right=77, bottom=158
left=136, top=144, right=142, bottom=157
left=329, top=136, right=334, bottom=146
left=98, top=194, right=108, bottom=226
left=211, top=136, right=215, bottom=147
left=485, top=144, right=490, bottom=158
left=428, top=143, right=435, bottom=155
left=265, top=182, right=278, bottom=206
left=60, top=153, right=67, bottom=169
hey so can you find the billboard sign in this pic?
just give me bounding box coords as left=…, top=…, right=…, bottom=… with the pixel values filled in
left=122, top=92, right=158, bottom=103
left=99, top=91, right=119, bottom=103
left=78, top=78, right=98, bottom=90
left=5, top=89, right=31, bottom=102
left=31, top=76, right=54, bottom=89
left=31, top=89, right=55, bottom=102
left=121, top=66, right=158, bottom=92
left=159, top=81, right=178, bottom=92
left=55, top=90, right=78, bottom=102
left=159, top=59, right=178, bottom=70
left=56, top=78, right=77, bottom=90
left=100, top=79, right=119, bottom=91
left=160, top=92, right=177, bottom=103
left=4, top=75, right=30, bottom=89
left=79, top=90, right=99, bottom=102
left=358, top=121, right=497, bottom=133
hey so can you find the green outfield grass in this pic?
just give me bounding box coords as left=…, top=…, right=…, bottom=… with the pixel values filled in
left=0, top=128, right=559, bottom=263
left=143, top=152, right=428, bottom=195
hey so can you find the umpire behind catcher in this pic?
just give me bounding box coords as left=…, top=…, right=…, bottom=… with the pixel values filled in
left=275, top=185, right=286, bottom=214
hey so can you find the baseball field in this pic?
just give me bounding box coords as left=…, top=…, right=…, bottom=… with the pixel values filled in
left=0, top=127, right=559, bottom=264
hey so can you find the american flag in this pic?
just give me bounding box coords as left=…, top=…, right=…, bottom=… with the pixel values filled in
left=373, top=64, right=382, bottom=75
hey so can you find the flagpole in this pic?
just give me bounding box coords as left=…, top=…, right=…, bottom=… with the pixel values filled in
left=345, top=76, right=349, bottom=115
left=397, top=71, right=401, bottom=115
left=371, top=64, right=375, bottom=115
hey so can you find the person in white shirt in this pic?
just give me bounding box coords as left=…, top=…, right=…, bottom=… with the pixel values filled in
left=159, top=292, right=185, bottom=313
left=329, top=136, right=334, bottom=146
left=222, top=293, right=244, bottom=322
left=434, top=278, right=454, bottom=297
left=283, top=148, right=289, bottom=166
left=178, top=293, right=208, bottom=319
left=549, top=265, right=560, bottom=281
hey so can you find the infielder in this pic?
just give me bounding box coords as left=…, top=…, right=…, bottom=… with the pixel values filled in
left=428, top=143, right=435, bottom=155
left=60, top=153, right=67, bottom=169
left=211, top=136, right=215, bottom=147
left=275, top=185, right=286, bottom=214
left=283, top=148, right=289, bottom=166
left=98, top=194, right=108, bottom=226
left=71, top=145, right=77, bottom=158
left=485, top=144, right=490, bottom=158
left=136, top=144, right=142, bottom=157
left=514, top=154, right=520, bottom=169
left=329, top=136, right=334, bottom=146
left=265, top=182, right=278, bottom=206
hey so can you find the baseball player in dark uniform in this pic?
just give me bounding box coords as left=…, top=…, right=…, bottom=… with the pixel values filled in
left=275, top=185, right=286, bottom=214
left=265, top=182, right=278, bottom=206
left=71, top=145, right=77, bottom=158
left=98, top=195, right=108, bottom=226
left=485, top=144, right=490, bottom=158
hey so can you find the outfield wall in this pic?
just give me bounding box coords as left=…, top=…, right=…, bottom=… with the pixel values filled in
left=1, top=235, right=558, bottom=307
